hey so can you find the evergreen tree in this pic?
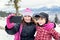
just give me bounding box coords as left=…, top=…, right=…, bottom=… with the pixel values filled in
left=55, top=14, right=59, bottom=23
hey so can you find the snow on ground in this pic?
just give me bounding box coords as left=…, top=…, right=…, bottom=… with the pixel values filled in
left=55, top=24, right=60, bottom=33
left=0, top=17, right=14, bottom=40
left=0, top=29, right=14, bottom=40
left=0, top=17, right=60, bottom=40
left=0, top=17, right=6, bottom=27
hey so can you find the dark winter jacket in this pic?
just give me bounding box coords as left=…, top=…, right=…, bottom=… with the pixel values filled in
left=5, top=22, right=36, bottom=40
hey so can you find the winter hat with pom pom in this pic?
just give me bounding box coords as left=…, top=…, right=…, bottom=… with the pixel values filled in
left=22, top=8, right=33, bottom=17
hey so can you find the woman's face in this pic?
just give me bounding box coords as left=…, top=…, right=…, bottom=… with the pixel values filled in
left=24, top=15, right=31, bottom=23
left=37, top=17, right=46, bottom=25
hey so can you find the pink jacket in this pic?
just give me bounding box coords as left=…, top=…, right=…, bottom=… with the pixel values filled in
left=35, top=22, right=60, bottom=40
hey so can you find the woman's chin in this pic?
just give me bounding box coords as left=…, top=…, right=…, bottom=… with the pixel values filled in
left=25, top=21, right=31, bottom=23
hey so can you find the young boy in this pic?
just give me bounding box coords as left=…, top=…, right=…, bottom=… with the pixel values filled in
left=34, top=12, right=60, bottom=40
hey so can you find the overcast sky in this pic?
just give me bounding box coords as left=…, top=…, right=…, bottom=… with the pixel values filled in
left=0, top=0, right=60, bottom=12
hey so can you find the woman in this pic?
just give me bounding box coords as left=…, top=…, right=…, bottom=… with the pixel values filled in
left=5, top=8, right=36, bottom=40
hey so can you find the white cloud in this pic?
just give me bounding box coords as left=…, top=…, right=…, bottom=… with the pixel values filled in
left=0, top=0, right=9, bottom=10
left=20, top=0, right=60, bottom=8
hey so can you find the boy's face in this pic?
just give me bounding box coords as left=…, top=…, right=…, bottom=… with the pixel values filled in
left=36, top=17, right=46, bottom=25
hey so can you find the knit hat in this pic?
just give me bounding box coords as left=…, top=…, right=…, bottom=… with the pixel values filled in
left=34, top=12, right=49, bottom=24
left=22, top=8, right=33, bottom=17
left=38, top=12, right=48, bottom=18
